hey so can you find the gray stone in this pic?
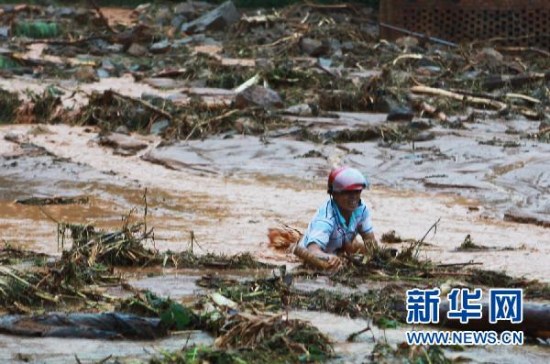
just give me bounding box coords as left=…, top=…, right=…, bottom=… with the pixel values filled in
left=234, top=85, right=283, bottom=109
left=0, top=27, right=9, bottom=38
left=284, top=103, right=312, bottom=116
left=127, top=43, right=148, bottom=57
left=410, top=120, right=432, bottom=130
left=412, top=131, right=435, bottom=142
left=174, top=1, right=212, bottom=17
left=99, top=133, right=148, bottom=156
left=171, top=15, right=186, bottom=29
left=150, top=119, right=171, bottom=135
left=299, top=37, right=328, bottom=57
left=150, top=40, right=172, bottom=54
left=386, top=106, right=414, bottom=122
left=328, top=38, right=341, bottom=53
left=115, top=126, right=130, bottom=134
left=395, top=36, right=419, bottom=49
left=96, top=68, right=110, bottom=78
left=341, top=41, right=355, bottom=52
left=475, top=47, right=504, bottom=67
left=101, top=59, right=116, bottom=71
left=180, top=1, right=240, bottom=34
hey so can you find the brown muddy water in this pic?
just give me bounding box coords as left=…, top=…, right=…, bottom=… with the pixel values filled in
left=0, top=81, right=549, bottom=362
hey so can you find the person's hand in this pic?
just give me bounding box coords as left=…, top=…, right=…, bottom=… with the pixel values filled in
left=326, top=255, right=343, bottom=271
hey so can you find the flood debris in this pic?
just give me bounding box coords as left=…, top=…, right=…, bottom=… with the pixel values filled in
left=370, top=342, right=451, bottom=364
left=0, top=243, right=49, bottom=265
left=0, top=89, right=21, bottom=123
left=439, top=301, right=550, bottom=340
left=151, top=313, right=333, bottom=364
left=0, top=312, right=166, bottom=340
left=77, top=90, right=175, bottom=133
left=98, top=132, right=149, bottom=156
left=16, top=196, right=89, bottom=206
left=380, top=230, right=415, bottom=244
left=215, top=312, right=333, bottom=361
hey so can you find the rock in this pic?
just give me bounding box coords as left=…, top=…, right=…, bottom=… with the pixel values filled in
left=395, top=36, right=419, bottom=49
left=99, top=133, right=148, bottom=156
left=386, top=109, right=413, bottom=122
left=4, top=132, right=26, bottom=144
left=328, top=38, right=341, bottom=53
left=409, top=119, right=432, bottom=130
left=0, top=26, right=9, bottom=38
left=284, top=103, right=312, bottom=116
left=341, top=41, right=355, bottom=52
left=474, top=47, right=504, bottom=67
left=149, top=40, right=172, bottom=54
left=384, top=99, right=414, bottom=122
left=96, top=68, right=110, bottom=78
left=180, top=1, right=240, bottom=34
left=74, top=66, right=98, bottom=82
left=416, top=66, right=441, bottom=76
left=171, top=15, right=186, bottom=29
left=233, top=117, right=254, bottom=134
left=127, top=43, right=148, bottom=57
left=174, top=1, right=212, bottom=17
left=234, top=85, right=283, bottom=109
left=150, top=119, right=170, bottom=135
left=299, top=37, right=329, bottom=57
left=115, top=125, right=130, bottom=134
left=154, top=6, right=173, bottom=26
left=101, top=59, right=116, bottom=72
left=143, top=77, right=182, bottom=89
left=174, top=2, right=195, bottom=15
left=56, top=7, right=75, bottom=17
left=412, top=131, right=435, bottom=142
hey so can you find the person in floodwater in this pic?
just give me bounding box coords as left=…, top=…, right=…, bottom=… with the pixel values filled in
left=298, top=166, right=378, bottom=270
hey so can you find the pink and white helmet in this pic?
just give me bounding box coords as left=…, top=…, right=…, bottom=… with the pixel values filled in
left=327, top=166, right=369, bottom=194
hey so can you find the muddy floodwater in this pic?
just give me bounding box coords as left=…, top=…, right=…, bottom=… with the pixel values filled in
left=1, top=115, right=549, bottom=362
left=1, top=120, right=548, bottom=281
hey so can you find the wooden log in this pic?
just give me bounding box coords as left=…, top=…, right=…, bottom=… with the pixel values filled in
left=438, top=302, right=550, bottom=339
left=481, top=72, right=550, bottom=91
left=410, top=86, right=508, bottom=111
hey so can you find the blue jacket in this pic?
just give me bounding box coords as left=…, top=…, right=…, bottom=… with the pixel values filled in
left=299, top=198, right=373, bottom=253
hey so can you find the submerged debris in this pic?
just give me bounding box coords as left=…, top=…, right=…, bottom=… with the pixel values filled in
left=215, top=312, right=333, bottom=360
left=0, top=89, right=21, bottom=123
left=0, top=312, right=166, bottom=340
left=370, top=342, right=451, bottom=364
left=16, top=196, right=89, bottom=206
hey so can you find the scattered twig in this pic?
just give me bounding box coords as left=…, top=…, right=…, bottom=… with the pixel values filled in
left=142, top=188, right=148, bottom=239
left=184, top=109, right=240, bottom=142
left=413, top=218, right=441, bottom=258
left=436, top=261, right=483, bottom=268
left=110, top=90, right=172, bottom=120
left=496, top=46, right=550, bottom=58
left=480, top=72, right=550, bottom=91
left=303, top=1, right=360, bottom=13
left=346, top=325, right=375, bottom=342
left=379, top=22, right=458, bottom=48
left=411, top=85, right=508, bottom=111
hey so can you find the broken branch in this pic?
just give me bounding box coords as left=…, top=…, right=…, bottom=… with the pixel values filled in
left=411, top=85, right=508, bottom=111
